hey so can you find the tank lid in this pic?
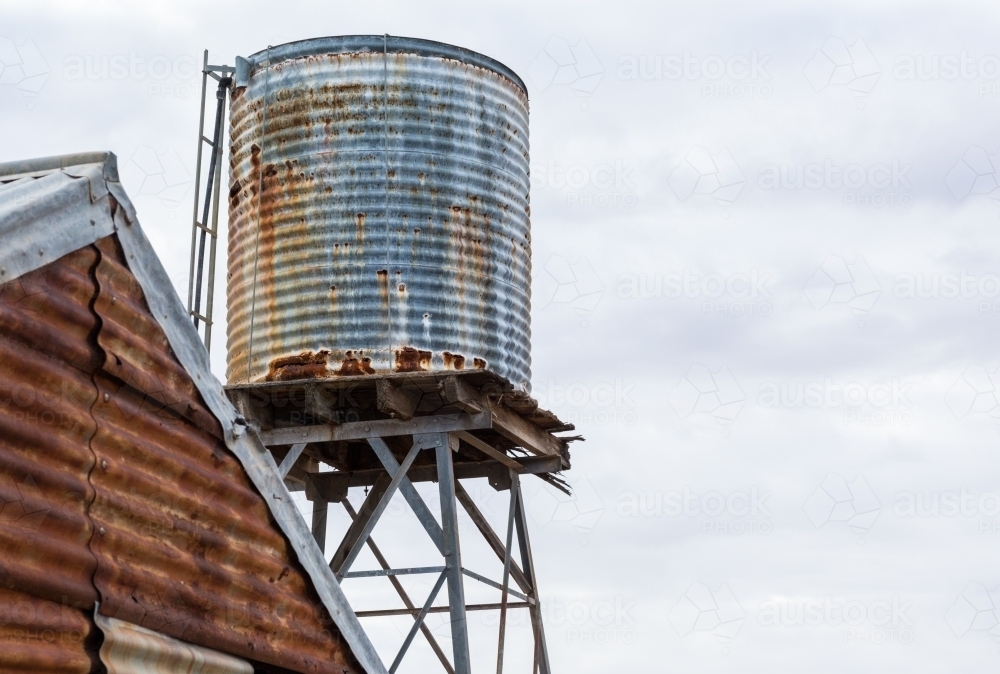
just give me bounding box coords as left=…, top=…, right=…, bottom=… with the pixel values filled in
left=243, top=35, right=527, bottom=95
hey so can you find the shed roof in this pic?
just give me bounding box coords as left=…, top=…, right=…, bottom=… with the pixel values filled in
left=0, top=152, right=385, bottom=674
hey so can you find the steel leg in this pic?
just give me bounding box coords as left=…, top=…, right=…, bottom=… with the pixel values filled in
left=436, top=433, right=471, bottom=674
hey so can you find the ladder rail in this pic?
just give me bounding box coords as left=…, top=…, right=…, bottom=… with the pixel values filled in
left=187, top=50, right=233, bottom=354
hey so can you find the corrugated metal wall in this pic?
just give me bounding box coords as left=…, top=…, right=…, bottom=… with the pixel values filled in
left=0, top=235, right=362, bottom=674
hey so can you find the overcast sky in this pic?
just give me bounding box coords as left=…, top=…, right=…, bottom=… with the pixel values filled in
left=5, top=0, right=1000, bottom=671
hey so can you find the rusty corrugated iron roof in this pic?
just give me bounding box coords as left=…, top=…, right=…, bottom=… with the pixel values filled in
left=0, top=152, right=385, bottom=674
left=89, top=235, right=359, bottom=672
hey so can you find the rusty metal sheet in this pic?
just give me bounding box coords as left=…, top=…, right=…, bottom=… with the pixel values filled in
left=103, top=183, right=383, bottom=674
left=92, top=236, right=222, bottom=437
left=0, top=246, right=103, bottom=672
left=0, top=153, right=381, bottom=674
left=0, top=586, right=96, bottom=673
left=88, top=235, right=361, bottom=674
left=227, top=36, right=532, bottom=390
left=0, top=248, right=101, bottom=605
left=96, top=611, right=253, bottom=674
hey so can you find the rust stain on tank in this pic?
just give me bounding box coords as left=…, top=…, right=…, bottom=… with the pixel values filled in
left=376, top=269, right=389, bottom=332
left=228, top=39, right=533, bottom=387
left=355, top=212, right=366, bottom=246
left=266, top=350, right=330, bottom=381
left=228, top=179, right=242, bottom=209
left=333, top=350, right=375, bottom=376
left=394, top=346, right=432, bottom=373
left=442, top=351, right=466, bottom=370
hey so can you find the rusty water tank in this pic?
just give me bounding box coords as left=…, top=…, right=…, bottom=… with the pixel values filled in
left=226, top=36, right=531, bottom=390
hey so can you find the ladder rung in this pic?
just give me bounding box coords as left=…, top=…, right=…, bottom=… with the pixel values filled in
left=193, top=221, right=216, bottom=235
left=201, top=136, right=214, bottom=146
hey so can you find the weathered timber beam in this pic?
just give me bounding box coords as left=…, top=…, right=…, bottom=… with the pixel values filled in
left=454, top=430, right=523, bottom=472
left=260, top=410, right=492, bottom=446
left=488, top=401, right=566, bottom=464
left=376, top=379, right=422, bottom=420
left=438, top=376, right=483, bottom=414
left=305, top=455, right=563, bottom=499
left=439, top=376, right=565, bottom=462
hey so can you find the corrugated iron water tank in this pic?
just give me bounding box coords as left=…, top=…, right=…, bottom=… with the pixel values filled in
left=226, top=36, right=531, bottom=389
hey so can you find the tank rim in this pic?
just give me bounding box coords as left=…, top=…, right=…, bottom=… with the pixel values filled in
left=244, top=35, right=527, bottom=95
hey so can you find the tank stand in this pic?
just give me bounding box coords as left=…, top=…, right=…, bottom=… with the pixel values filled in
left=228, top=373, right=570, bottom=674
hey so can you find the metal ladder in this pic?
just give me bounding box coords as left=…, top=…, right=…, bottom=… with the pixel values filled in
left=187, top=50, right=234, bottom=353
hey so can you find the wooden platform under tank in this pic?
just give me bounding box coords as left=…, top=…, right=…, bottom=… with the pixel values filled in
left=225, top=370, right=581, bottom=498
